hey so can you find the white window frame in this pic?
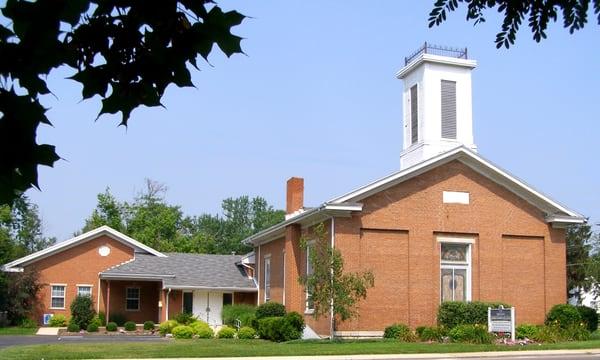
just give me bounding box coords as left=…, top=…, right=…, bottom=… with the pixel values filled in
left=263, top=255, right=271, bottom=302
left=439, top=238, right=472, bottom=302
left=76, top=284, right=93, bottom=298
left=282, top=250, right=286, bottom=306
left=125, top=287, right=141, bottom=311
left=305, top=241, right=315, bottom=313
left=50, top=284, right=66, bottom=309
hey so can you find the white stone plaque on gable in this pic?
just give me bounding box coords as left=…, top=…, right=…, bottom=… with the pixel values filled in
left=443, top=191, right=470, bottom=204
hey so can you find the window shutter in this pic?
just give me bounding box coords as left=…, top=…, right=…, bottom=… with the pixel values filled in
left=410, top=85, right=418, bottom=144
left=441, top=80, right=457, bottom=139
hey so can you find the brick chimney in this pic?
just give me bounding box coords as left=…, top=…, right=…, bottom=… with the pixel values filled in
left=286, top=177, right=304, bottom=214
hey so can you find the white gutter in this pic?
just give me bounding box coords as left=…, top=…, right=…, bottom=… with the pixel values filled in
left=99, top=273, right=175, bottom=280
left=163, top=285, right=257, bottom=292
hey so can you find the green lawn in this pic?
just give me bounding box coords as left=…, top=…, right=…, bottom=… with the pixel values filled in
left=2, top=339, right=600, bottom=359
left=0, top=327, right=37, bottom=336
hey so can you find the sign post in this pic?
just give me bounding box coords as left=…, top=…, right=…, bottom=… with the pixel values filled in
left=488, top=305, right=515, bottom=341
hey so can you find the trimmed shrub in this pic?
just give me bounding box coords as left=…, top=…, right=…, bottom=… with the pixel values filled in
left=97, top=311, right=106, bottom=326
left=438, top=301, right=510, bottom=329
left=106, top=322, right=118, bottom=331
left=255, top=302, right=286, bottom=320
left=448, top=324, right=492, bottom=344
left=196, top=327, right=214, bottom=339
left=383, top=323, right=416, bottom=342
left=545, top=304, right=581, bottom=329
left=70, top=295, right=96, bottom=330
left=577, top=306, right=598, bottom=332
left=159, top=320, right=179, bottom=336
left=143, top=321, right=155, bottom=331
left=217, top=326, right=236, bottom=339
left=190, top=320, right=211, bottom=334
left=416, top=326, right=445, bottom=342
left=110, top=313, right=127, bottom=326
left=222, top=304, right=257, bottom=328
left=516, top=324, right=539, bottom=340
left=49, top=314, right=67, bottom=327
left=90, top=316, right=102, bottom=327
left=124, top=321, right=137, bottom=331
left=238, top=326, right=257, bottom=339
left=86, top=322, right=99, bottom=332
left=284, top=311, right=305, bottom=333
left=67, top=322, right=81, bottom=332
left=20, top=318, right=37, bottom=328
left=174, top=312, right=197, bottom=325
left=172, top=325, right=194, bottom=339
left=257, top=316, right=302, bottom=342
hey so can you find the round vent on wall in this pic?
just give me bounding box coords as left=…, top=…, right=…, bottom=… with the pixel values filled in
left=98, top=245, right=111, bottom=257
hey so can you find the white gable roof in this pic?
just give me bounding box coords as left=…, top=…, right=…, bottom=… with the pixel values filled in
left=329, top=146, right=584, bottom=220
left=2, top=226, right=166, bottom=271
left=244, top=146, right=584, bottom=247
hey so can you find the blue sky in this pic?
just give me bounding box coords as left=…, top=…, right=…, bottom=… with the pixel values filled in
left=25, top=1, right=600, bottom=240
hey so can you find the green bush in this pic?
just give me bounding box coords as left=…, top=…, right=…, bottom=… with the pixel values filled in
left=196, top=327, right=214, bottom=339
left=172, top=325, right=194, bottom=339
left=97, top=311, right=106, bottom=326
left=159, top=320, right=179, bottom=336
left=49, top=314, right=67, bottom=327
left=284, top=311, right=305, bottom=333
left=416, top=326, right=445, bottom=342
left=86, top=322, right=99, bottom=332
left=529, top=324, right=590, bottom=343
left=255, top=302, right=286, bottom=320
left=110, top=313, right=127, bottom=326
left=190, top=320, right=211, bottom=334
left=383, top=323, right=416, bottom=342
left=143, top=321, right=155, bottom=331
left=20, top=318, right=37, bottom=328
left=438, top=301, right=510, bottom=329
left=69, top=295, right=96, bottom=330
left=174, top=312, right=197, bottom=325
left=257, top=316, right=302, bottom=342
left=222, top=304, right=257, bottom=328
left=106, top=322, right=118, bottom=331
left=545, top=304, right=581, bottom=329
left=67, top=322, right=80, bottom=332
left=124, top=321, right=137, bottom=331
left=238, top=326, right=257, bottom=339
left=90, top=316, right=102, bottom=327
left=516, top=324, right=539, bottom=339
left=217, top=326, right=236, bottom=339
left=577, top=306, right=598, bottom=332
left=531, top=325, right=561, bottom=343
left=448, top=324, right=492, bottom=344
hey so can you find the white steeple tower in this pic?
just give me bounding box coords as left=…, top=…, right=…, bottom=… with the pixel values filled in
left=396, top=44, right=478, bottom=170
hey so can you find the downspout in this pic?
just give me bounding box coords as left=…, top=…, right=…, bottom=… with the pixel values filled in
left=166, top=288, right=171, bottom=321
left=96, top=276, right=101, bottom=313
left=330, top=217, right=335, bottom=339
left=257, top=244, right=261, bottom=306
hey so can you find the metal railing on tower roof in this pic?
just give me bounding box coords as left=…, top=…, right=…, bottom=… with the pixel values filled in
left=404, top=42, right=468, bottom=66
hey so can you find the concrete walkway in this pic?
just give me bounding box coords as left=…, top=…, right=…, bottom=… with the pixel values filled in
left=36, top=327, right=61, bottom=335
left=107, top=349, right=600, bottom=360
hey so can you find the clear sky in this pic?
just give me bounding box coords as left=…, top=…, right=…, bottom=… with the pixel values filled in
left=25, top=1, right=600, bottom=240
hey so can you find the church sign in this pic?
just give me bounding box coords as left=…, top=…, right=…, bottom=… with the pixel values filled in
left=488, top=306, right=515, bottom=341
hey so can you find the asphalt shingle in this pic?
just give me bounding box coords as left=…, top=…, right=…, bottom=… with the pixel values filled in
left=100, top=253, right=256, bottom=290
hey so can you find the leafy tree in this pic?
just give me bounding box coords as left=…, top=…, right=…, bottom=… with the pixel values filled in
left=428, top=0, right=600, bottom=48
left=82, top=180, right=284, bottom=254
left=0, top=0, right=245, bottom=206
left=0, top=268, right=45, bottom=325
left=298, top=222, right=375, bottom=335
left=566, top=222, right=600, bottom=303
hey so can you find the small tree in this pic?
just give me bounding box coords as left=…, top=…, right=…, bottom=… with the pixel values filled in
left=0, top=268, right=44, bottom=325
left=298, top=222, right=374, bottom=335
left=70, top=295, right=95, bottom=330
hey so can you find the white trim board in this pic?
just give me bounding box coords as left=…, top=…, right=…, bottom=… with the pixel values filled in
left=2, top=226, right=166, bottom=271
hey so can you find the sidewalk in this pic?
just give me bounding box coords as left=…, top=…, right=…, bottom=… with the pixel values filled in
left=110, top=348, right=600, bottom=360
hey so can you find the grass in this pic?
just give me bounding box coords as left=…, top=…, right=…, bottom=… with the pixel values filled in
left=0, top=327, right=37, bottom=336
left=2, top=339, right=600, bottom=359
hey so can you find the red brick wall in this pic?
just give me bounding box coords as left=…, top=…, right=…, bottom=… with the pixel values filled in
left=234, top=292, right=257, bottom=306
left=26, top=235, right=135, bottom=322
left=262, top=160, right=567, bottom=336
left=104, top=280, right=160, bottom=324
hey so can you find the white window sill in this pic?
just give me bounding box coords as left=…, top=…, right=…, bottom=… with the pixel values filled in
left=49, top=307, right=65, bottom=310
left=304, top=309, right=314, bottom=315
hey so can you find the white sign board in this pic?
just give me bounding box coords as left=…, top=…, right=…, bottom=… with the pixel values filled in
left=488, top=306, right=515, bottom=341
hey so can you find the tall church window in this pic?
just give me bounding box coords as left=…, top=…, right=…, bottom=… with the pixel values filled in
left=440, top=242, right=471, bottom=302
left=410, top=85, right=418, bottom=144
left=441, top=80, right=457, bottom=139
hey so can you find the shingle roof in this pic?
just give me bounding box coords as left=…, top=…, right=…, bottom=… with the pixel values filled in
left=100, top=253, right=256, bottom=290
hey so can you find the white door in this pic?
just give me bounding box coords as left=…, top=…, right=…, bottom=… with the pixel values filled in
left=192, top=291, right=224, bottom=325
